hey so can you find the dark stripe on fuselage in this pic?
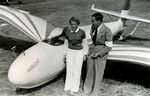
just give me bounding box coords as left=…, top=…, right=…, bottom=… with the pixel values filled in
left=108, top=55, right=150, bottom=65
left=111, top=49, right=150, bottom=53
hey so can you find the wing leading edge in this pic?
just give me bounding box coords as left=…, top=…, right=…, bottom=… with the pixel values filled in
left=0, top=5, right=55, bottom=42
left=91, top=4, right=150, bottom=24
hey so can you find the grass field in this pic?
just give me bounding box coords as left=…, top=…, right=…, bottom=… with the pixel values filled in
left=0, top=0, right=150, bottom=96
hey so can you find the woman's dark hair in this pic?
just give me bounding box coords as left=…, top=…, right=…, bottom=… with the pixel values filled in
left=92, top=12, right=103, bottom=22
left=69, top=16, right=80, bottom=25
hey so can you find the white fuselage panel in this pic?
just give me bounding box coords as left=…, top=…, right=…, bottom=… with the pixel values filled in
left=8, top=42, right=65, bottom=88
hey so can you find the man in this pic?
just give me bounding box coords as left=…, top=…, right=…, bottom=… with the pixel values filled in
left=83, top=12, right=113, bottom=96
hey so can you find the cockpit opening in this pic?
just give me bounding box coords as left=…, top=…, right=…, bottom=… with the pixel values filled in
left=43, top=36, right=65, bottom=46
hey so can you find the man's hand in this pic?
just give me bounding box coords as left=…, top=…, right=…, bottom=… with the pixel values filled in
left=83, top=55, right=87, bottom=61
left=91, top=53, right=99, bottom=58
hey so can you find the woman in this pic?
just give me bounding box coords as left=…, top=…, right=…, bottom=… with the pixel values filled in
left=59, top=17, right=88, bottom=94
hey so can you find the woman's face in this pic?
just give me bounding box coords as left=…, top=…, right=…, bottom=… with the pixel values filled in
left=70, top=20, right=78, bottom=32
left=91, top=16, right=102, bottom=28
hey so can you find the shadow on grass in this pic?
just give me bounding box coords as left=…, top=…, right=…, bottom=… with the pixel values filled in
left=15, top=71, right=65, bottom=95
left=104, top=60, right=150, bottom=88
left=82, top=60, right=150, bottom=88
left=14, top=60, right=150, bottom=94
left=0, top=35, right=36, bottom=53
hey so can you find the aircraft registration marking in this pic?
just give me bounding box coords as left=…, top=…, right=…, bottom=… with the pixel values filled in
left=27, top=59, right=39, bottom=72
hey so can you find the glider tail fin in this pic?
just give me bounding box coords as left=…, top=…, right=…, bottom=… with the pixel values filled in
left=91, top=0, right=150, bottom=24
left=122, top=0, right=130, bottom=11
left=121, top=0, right=130, bottom=16
left=120, top=0, right=130, bottom=25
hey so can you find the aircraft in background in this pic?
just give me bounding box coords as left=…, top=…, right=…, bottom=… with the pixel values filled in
left=91, top=0, right=150, bottom=41
left=0, top=0, right=149, bottom=89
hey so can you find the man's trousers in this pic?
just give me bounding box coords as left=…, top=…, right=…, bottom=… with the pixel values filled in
left=83, top=53, right=107, bottom=94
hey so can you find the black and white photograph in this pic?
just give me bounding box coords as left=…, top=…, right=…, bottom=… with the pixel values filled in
left=0, top=0, right=150, bottom=96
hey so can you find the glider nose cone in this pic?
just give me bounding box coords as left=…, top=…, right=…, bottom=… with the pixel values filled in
left=8, top=70, right=23, bottom=85
left=8, top=60, right=29, bottom=86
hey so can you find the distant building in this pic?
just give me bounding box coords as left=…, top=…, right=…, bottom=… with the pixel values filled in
left=0, top=0, right=23, bottom=5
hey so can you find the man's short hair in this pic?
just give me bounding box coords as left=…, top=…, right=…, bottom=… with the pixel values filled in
left=92, top=13, right=103, bottom=22
left=69, top=16, right=80, bottom=25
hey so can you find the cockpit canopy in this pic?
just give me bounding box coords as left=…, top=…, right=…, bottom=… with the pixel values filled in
left=43, top=27, right=65, bottom=46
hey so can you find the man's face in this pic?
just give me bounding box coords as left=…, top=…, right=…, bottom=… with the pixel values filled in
left=91, top=16, right=102, bottom=28
left=70, top=20, right=78, bottom=32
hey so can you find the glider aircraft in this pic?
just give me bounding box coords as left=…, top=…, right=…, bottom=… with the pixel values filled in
left=0, top=0, right=149, bottom=88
